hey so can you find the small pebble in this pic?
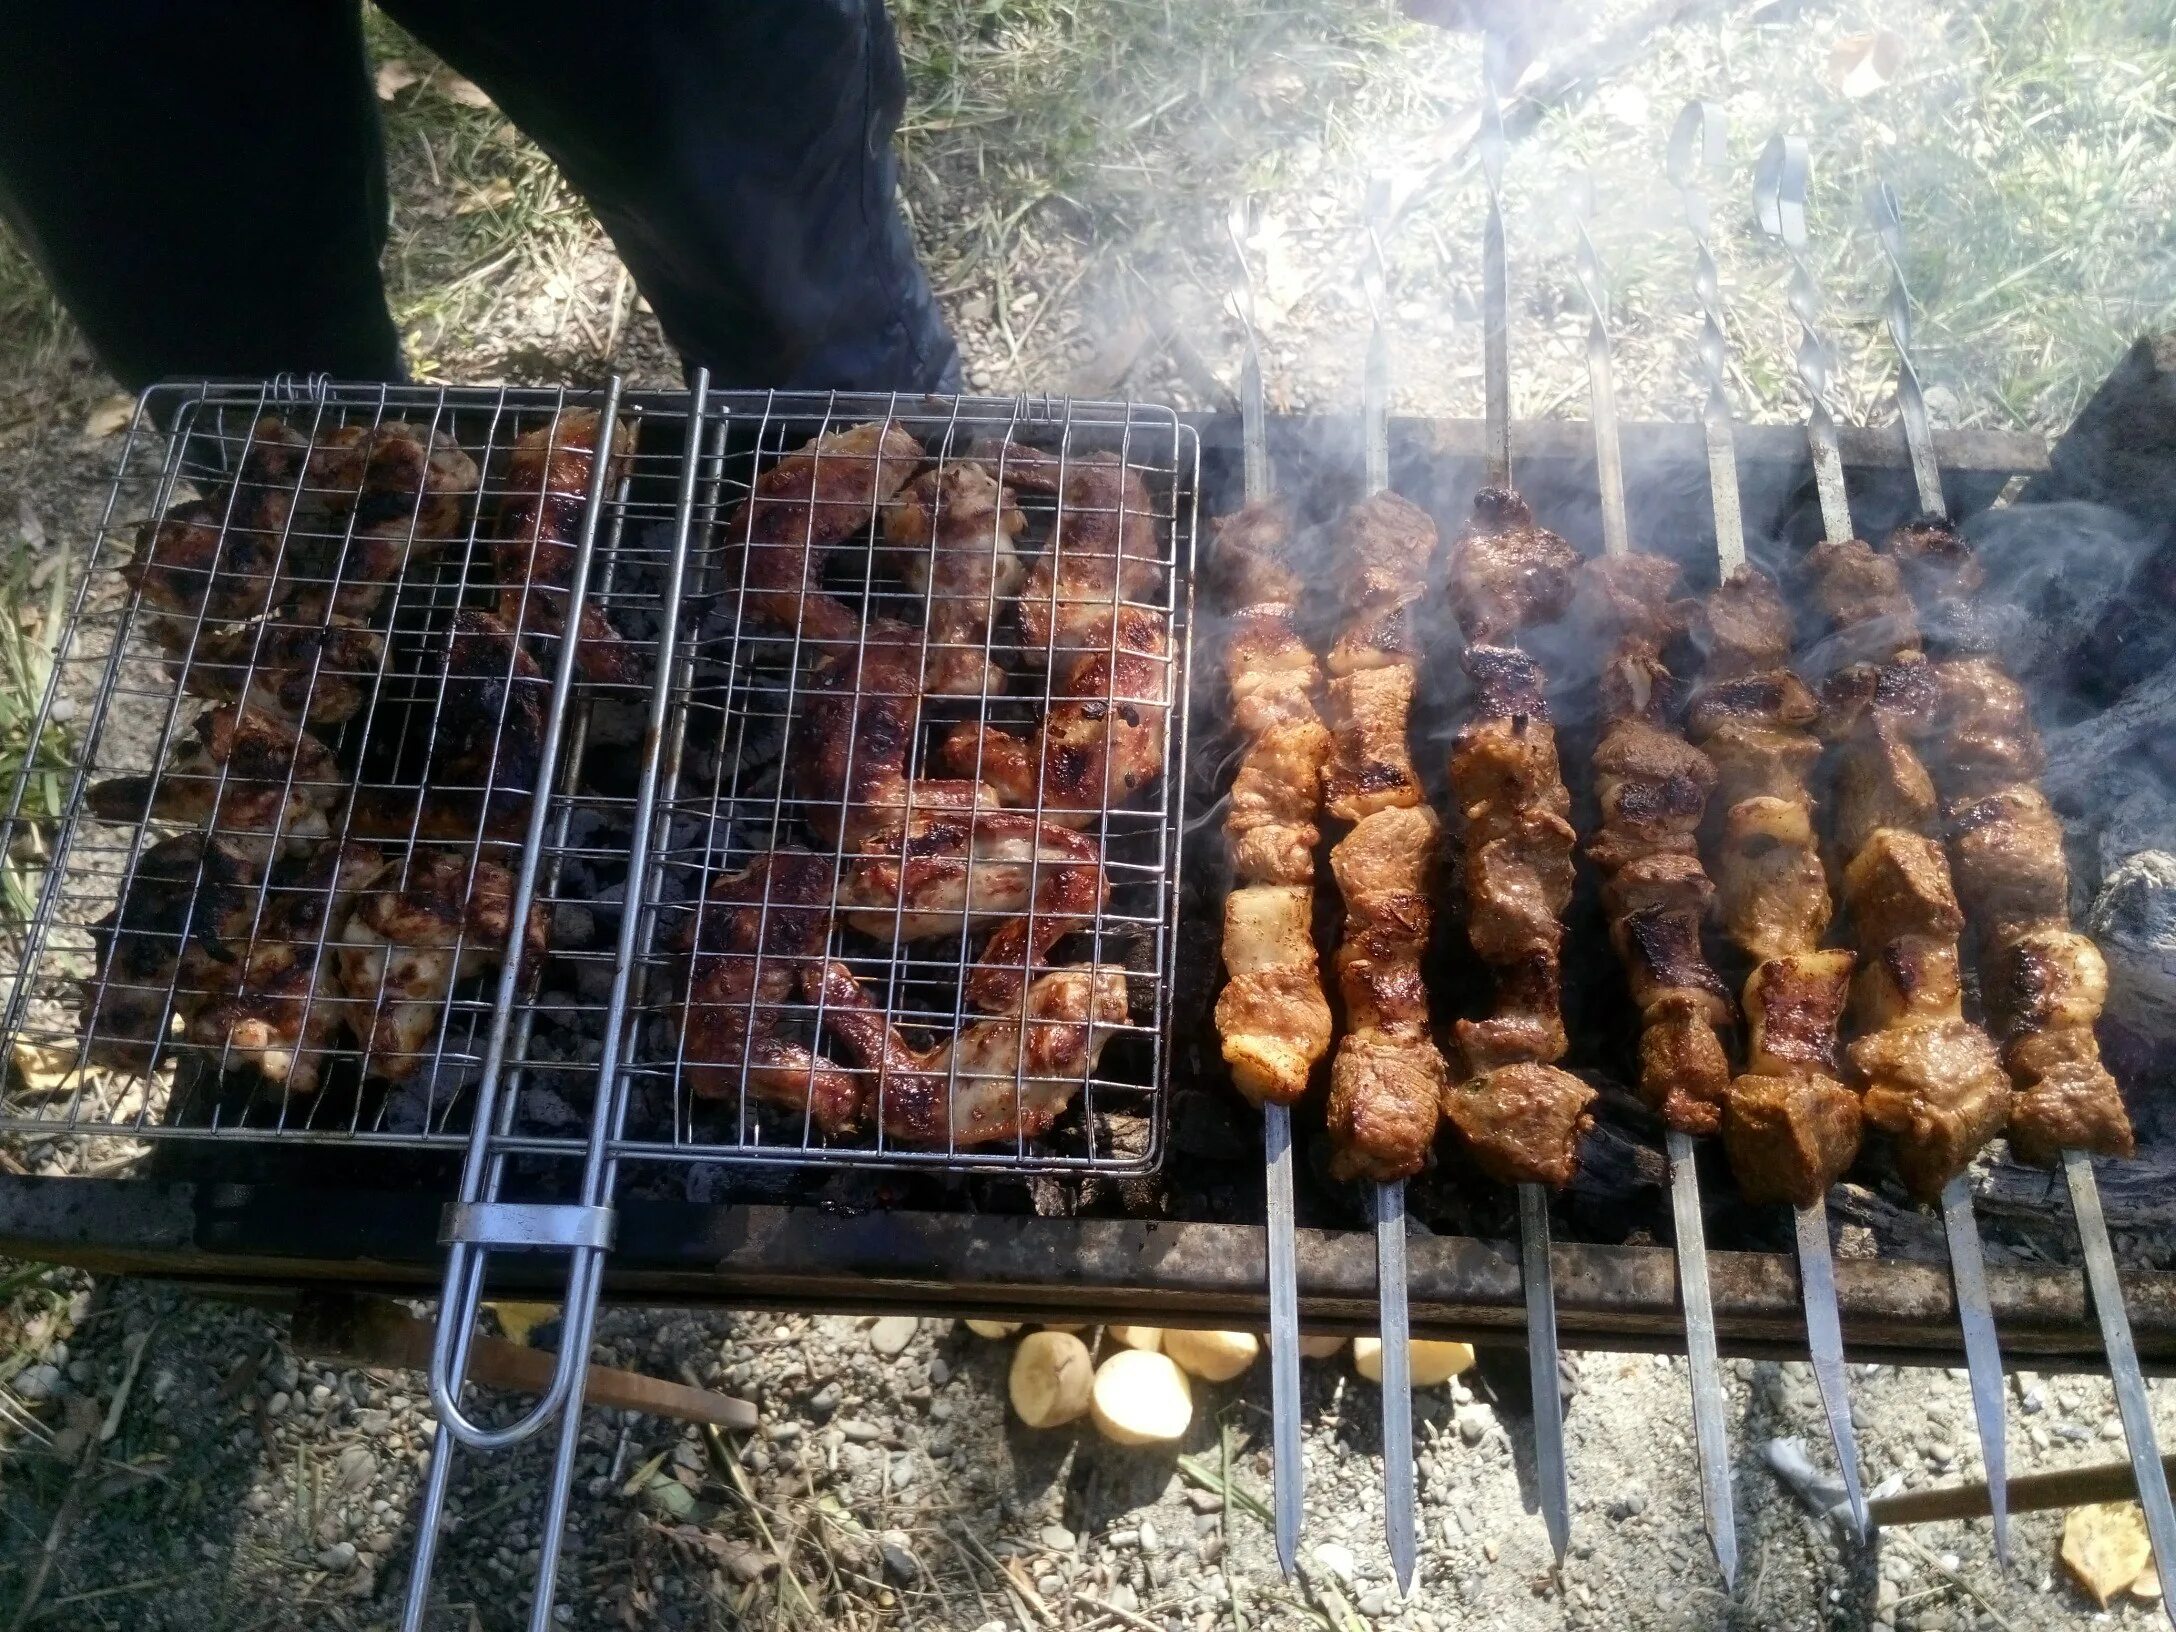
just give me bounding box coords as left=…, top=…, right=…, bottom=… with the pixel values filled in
left=868, top=1317, right=919, bottom=1357
left=1185, top=1489, right=1224, bottom=1514
left=316, top=1542, right=358, bottom=1572
left=1314, top=1541, right=1358, bottom=1583
left=1040, top=1524, right=1077, bottom=1552
left=1138, top=1520, right=1161, bottom=1555
left=1357, top=1588, right=1391, bottom=1617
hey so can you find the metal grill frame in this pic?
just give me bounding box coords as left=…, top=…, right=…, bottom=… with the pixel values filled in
left=0, top=380, right=1198, bottom=1180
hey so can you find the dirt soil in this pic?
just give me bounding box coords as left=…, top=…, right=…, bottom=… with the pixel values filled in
left=3, top=0, right=2175, bottom=1628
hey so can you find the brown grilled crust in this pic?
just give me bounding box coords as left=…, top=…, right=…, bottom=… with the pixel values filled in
left=494, top=410, right=644, bottom=686
left=1876, top=522, right=2134, bottom=1166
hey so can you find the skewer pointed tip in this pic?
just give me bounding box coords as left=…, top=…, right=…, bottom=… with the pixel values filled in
left=1666, top=1131, right=1740, bottom=1588
left=1518, top=1183, right=1573, bottom=1563
left=1938, top=1174, right=2012, bottom=1571
left=1794, top=1199, right=1870, bottom=1544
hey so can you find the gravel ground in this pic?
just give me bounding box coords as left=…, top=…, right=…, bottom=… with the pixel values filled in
left=4, top=1280, right=2173, bottom=1630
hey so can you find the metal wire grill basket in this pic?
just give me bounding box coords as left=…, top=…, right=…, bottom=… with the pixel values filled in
left=0, top=381, right=1196, bottom=1177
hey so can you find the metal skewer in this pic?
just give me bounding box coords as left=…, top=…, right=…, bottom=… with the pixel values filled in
left=1479, top=59, right=1570, bottom=1566
left=1358, top=174, right=1420, bottom=1596
left=1668, top=102, right=1874, bottom=1541
left=1744, top=126, right=1878, bottom=1545
left=1571, top=174, right=1737, bottom=1589
left=1864, top=177, right=2013, bottom=1566
left=1227, top=195, right=1305, bottom=1581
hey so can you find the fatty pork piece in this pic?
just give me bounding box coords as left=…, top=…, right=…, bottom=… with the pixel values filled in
left=737, top=420, right=926, bottom=646
left=189, top=842, right=382, bottom=1094
left=836, top=811, right=1108, bottom=1011
left=334, top=849, right=546, bottom=1083
left=1445, top=487, right=1581, bottom=644
left=671, top=850, right=863, bottom=1136
left=127, top=417, right=309, bottom=630
left=880, top=461, right=1026, bottom=697
left=1323, top=664, right=1424, bottom=823
left=810, top=958, right=1132, bottom=1147
left=493, top=409, right=642, bottom=686
left=179, top=614, right=384, bottom=727
left=1714, top=797, right=1833, bottom=964
left=296, top=420, right=480, bottom=618
left=1216, top=884, right=1334, bottom=1107
left=938, top=606, right=1171, bottom=825
left=88, top=704, right=341, bottom=863
left=82, top=833, right=261, bottom=1067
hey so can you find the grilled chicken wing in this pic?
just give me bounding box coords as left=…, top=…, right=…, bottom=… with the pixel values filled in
left=880, top=461, right=1025, bottom=697
left=670, top=850, right=862, bottom=1135
left=295, top=420, right=479, bottom=619
left=88, top=704, right=342, bottom=863
left=810, top=958, right=1130, bottom=1147
left=128, top=418, right=308, bottom=632
left=178, top=613, right=384, bottom=727
left=82, top=833, right=263, bottom=1067
left=937, top=605, right=1170, bottom=825
left=335, top=848, right=545, bottom=1082
left=494, top=410, right=641, bottom=685
left=995, top=444, right=1163, bottom=655
left=736, top=420, right=926, bottom=647
left=189, top=842, right=382, bottom=1093
left=837, top=810, right=1108, bottom=1010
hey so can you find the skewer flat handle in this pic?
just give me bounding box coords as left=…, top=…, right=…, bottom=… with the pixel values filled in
left=1265, top=1106, right=1303, bottom=1578
left=1376, top=1180, right=1418, bottom=1594
left=1520, top=1183, right=1571, bottom=1563
left=1667, top=1132, right=1737, bottom=1587
left=1795, top=1199, right=1870, bottom=1540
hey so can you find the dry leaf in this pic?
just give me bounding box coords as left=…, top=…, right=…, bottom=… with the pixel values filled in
left=433, top=71, right=496, bottom=110
left=1827, top=30, right=1905, bottom=100
left=488, top=1300, right=556, bottom=1345
left=80, top=395, right=136, bottom=441
left=374, top=58, right=421, bottom=100
left=455, top=178, right=518, bottom=216
left=2063, top=1501, right=2153, bottom=1607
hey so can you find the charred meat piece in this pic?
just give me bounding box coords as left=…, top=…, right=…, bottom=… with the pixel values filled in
left=736, top=421, right=926, bottom=647
left=1578, top=552, right=1693, bottom=648
left=335, top=848, right=545, bottom=1083
left=297, top=420, right=479, bottom=619
left=838, top=810, right=1107, bottom=1012
left=428, top=609, right=550, bottom=822
left=670, top=850, right=861, bottom=1135
left=1450, top=712, right=1568, bottom=829
left=88, top=704, right=342, bottom=863
left=188, top=842, right=381, bottom=1093
left=1946, top=784, right=2070, bottom=951
left=179, top=614, right=383, bottom=727
left=82, top=833, right=262, bottom=1067
left=1933, top=657, right=2044, bottom=798
left=880, top=461, right=1025, bottom=697
left=1685, top=670, right=1820, bottom=741
left=1446, top=488, right=1580, bottom=643
left=996, top=444, right=1164, bottom=655
left=811, top=959, right=1130, bottom=1148
left=1885, top=517, right=1983, bottom=602
left=939, top=605, right=1170, bottom=826
left=1327, top=1031, right=1451, bottom=1183
left=494, top=410, right=641, bottom=686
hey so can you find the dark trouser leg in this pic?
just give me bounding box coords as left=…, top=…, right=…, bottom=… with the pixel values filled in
left=0, top=5, right=401, bottom=391
left=382, top=0, right=959, bottom=393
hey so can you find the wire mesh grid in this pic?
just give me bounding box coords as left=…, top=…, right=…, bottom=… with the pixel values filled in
left=0, top=383, right=1197, bottom=1175
left=622, top=391, right=1196, bottom=1173
left=0, top=378, right=699, bottom=1151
